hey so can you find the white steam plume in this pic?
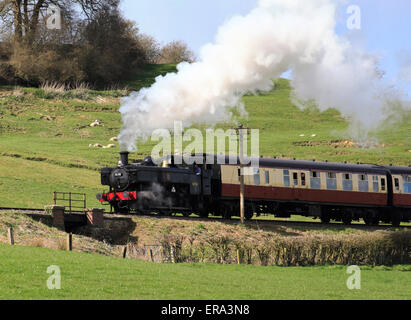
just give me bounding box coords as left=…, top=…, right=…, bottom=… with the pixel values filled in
left=119, top=0, right=400, bottom=151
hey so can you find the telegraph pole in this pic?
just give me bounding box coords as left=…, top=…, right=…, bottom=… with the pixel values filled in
left=239, top=125, right=245, bottom=224
left=236, top=124, right=250, bottom=224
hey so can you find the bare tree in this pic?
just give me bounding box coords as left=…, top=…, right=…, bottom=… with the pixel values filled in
left=137, top=33, right=161, bottom=64
left=0, top=0, right=118, bottom=43
left=159, top=40, right=196, bottom=64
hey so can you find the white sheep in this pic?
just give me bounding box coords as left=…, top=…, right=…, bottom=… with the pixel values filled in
left=103, top=144, right=116, bottom=149
left=90, top=120, right=103, bottom=127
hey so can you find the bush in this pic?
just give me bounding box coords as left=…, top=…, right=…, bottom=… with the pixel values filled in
left=153, top=228, right=411, bottom=266
left=9, top=43, right=85, bottom=86
left=159, top=40, right=196, bottom=64
left=3, top=7, right=148, bottom=88
left=79, top=7, right=147, bottom=87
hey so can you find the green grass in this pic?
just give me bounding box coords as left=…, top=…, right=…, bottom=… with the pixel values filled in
left=0, top=64, right=410, bottom=209
left=0, top=244, right=410, bottom=300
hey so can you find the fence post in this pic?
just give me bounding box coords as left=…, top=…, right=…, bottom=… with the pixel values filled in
left=8, top=228, right=14, bottom=245
left=122, top=246, right=127, bottom=259
left=170, top=246, right=175, bottom=264
left=67, top=233, right=72, bottom=251
left=69, top=192, right=72, bottom=214
left=237, top=249, right=241, bottom=265
left=149, top=249, right=154, bottom=262
left=53, top=192, right=57, bottom=205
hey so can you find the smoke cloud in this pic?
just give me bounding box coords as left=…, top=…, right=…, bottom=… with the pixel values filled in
left=119, top=0, right=402, bottom=152
left=398, top=51, right=411, bottom=83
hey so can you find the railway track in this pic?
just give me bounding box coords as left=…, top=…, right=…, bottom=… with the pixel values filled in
left=1, top=207, right=409, bottom=230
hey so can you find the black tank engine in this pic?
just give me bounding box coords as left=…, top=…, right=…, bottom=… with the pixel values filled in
left=97, top=152, right=216, bottom=216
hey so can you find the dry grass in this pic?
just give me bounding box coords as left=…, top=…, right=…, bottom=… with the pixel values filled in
left=0, top=212, right=119, bottom=256
left=125, top=216, right=411, bottom=266
left=40, top=81, right=67, bottom=94
left=1, top=212, right=409, bottom=266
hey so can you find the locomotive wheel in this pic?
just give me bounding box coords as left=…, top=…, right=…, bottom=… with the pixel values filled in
left=363, top=210, right=379, bottom=226
left=321, top=216, right=331, bottom=224
left=222, top=210, right=232, bottom=220
left=364, top=215, right=379, bottom=226
left=391, top=216, right=401, bottom=227
left=199, top=211, right=209, bottom=218
left=245, top=211, right=254, bottom=221
left=342, top=214, right=352, bottom=225
left=372, top=218, right=380, bottom=226
left=363, top=216, right=373, bottom=226
left=363, top=213, right=373, bottom=226
left=320, top=210, right=331, bottom=224
left=245, top=204, right=255, bottom=221
left=161, top=210, right=172, bottom=217
left=112, top=203, right=129, bottom=214
left=219, top=206, right=232, bottom=220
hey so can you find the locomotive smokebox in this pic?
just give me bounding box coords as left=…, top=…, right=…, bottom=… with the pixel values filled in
left=120, top=151, right=129, bottom=166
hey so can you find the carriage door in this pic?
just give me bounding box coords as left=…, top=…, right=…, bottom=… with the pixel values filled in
left=290, top=171, right=300, bottom=200
left=294, top=171, right=308, bottom=200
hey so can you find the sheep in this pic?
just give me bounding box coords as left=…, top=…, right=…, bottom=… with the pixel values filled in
left=90, top=120, right=103, bottom=127
left=103, top=144, right=116, bottom=149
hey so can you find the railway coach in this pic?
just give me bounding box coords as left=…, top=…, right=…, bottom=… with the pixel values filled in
left=98, top=153, right=411, bottom=226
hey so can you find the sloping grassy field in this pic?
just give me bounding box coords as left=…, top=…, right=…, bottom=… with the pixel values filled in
left=0, top=244, right=410, bottom=300
left=0, top=64, right=410, bottom=209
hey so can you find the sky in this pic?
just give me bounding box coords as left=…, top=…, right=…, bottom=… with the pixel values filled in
left=120, top=0, right=411, bottom=97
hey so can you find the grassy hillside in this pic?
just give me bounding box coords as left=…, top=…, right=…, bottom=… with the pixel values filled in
left=0, top=244, right=410, bottom=300
left=0, top=64, right=410, bottom=209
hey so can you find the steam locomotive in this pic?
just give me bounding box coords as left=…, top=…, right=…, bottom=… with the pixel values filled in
left=97, top=152, right=411, bottom=226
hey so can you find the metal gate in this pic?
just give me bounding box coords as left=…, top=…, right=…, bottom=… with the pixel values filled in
left=53, top=192, right=87, bottom=214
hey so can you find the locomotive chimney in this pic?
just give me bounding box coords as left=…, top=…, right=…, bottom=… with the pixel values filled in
left=120, top=151, right=129, bottom=166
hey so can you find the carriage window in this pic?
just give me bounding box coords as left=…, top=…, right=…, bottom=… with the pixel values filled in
left=394, top=178, right=400, bottom=191
left=301, top=173, right=306, bottom=186
left=326, top=172, right=337, bottom=190
left=310, top=171, right=321, bottom=189
left=265, top=171, right=270, bottom=184
left=358, top=174, right=369, bottom=192
left=253, top=168, right=260, bottom=186
left=283, top=170, right=290, bottom=187
left=293, top=172, right=299, bottom=186
left=381, top=178, right=386, bottom=191
left=404, top=176, right=411, bottom=193
left=372, top=176, right=379, bottom=192
left=342, top=173, right=353, bottom=191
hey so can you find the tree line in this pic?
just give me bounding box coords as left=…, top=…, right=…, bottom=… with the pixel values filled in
left=0, top=0, right=195, bottom=87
